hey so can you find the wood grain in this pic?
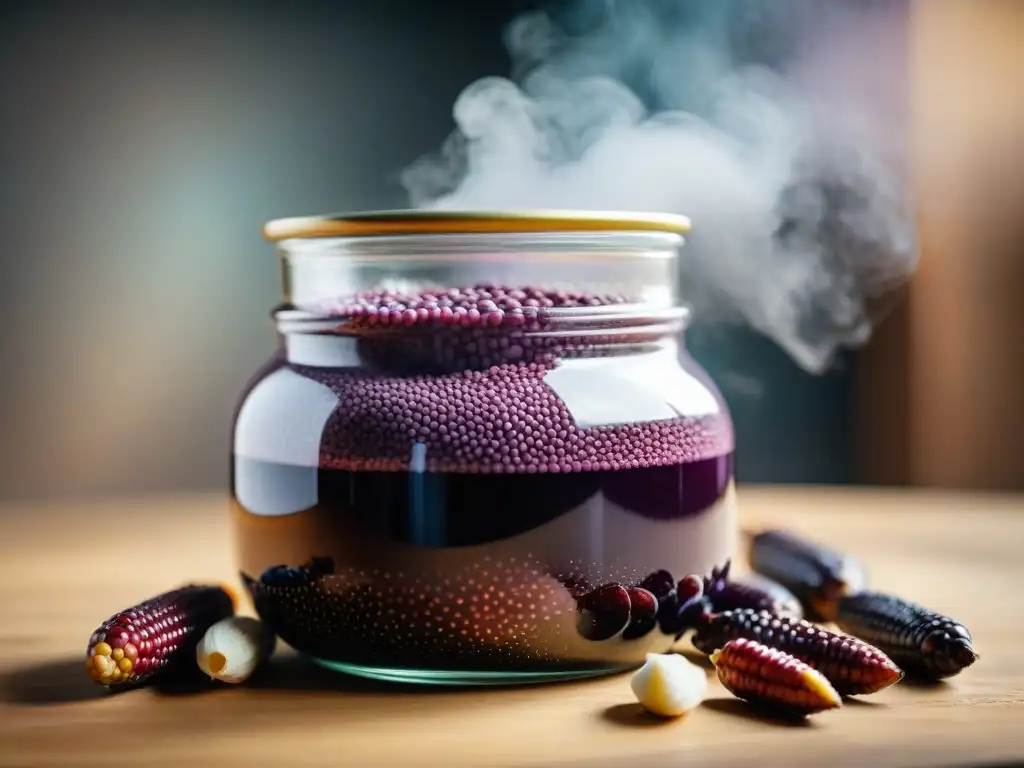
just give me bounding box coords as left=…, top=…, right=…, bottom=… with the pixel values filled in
left=1, top=488, right=1022, bottom=767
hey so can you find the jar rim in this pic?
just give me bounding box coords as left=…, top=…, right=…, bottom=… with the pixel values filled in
left=263, top=209, right=692, bottom=242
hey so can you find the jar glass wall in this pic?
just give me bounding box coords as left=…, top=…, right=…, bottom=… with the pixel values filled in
left=231, top=211, right=736, bottom=685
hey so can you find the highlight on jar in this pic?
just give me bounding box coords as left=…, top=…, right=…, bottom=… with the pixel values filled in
left=231, top=210, right=739, bottom=685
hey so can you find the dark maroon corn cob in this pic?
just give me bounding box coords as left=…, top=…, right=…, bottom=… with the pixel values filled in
left=748, top=529, right=867, bottom=621
left=85, top=584, right=237, bottom=687
left=835, top=591, right=978, bottom=680
left=703, top=560, right=803, bottom=620
left=691, top=608, right=903, bottom=696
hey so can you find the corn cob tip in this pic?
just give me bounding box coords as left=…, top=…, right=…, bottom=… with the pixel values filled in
left=959, top=646, right=979, bottom=667
left=940, top=637, right=979, bottom=674
left=884, top=665, right=905, bottom=690
left=923, top=631, right=978, bottom=663
left=85, top=636, right=140, bottom=687
left=849, top=647, right=905, bottom=695
left=218, top=582, right=241, bottom=612
left=708, top=648, right=723, bottom=666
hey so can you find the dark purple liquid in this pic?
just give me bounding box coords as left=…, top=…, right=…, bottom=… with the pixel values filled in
left=234, top=451, right=734, bottom=670
left=236, top=453, right=731, bottom=549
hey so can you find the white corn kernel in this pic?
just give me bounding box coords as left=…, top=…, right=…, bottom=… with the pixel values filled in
left=196, top=616, right=276, bottom=684
left=630, top=652, right=708, bottom=717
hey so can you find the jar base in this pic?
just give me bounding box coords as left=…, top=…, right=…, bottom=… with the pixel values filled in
left=309, top=657, right=635, bottom=687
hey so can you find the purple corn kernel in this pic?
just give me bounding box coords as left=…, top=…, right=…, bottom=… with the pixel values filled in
left=575, top=583, right=632, bottom=642
left=704, top=559, right=803, bottom=620
left=621, top=587, right=659, bottom=640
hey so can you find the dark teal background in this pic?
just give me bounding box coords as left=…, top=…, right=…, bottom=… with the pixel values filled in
left=689, top=326, right=853, bottom=484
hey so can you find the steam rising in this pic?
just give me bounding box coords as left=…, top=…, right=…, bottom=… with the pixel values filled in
left=402, top=0, right=916, bottom=373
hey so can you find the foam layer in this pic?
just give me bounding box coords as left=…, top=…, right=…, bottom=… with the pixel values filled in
left=297, top=285, right=729, bottom=473
left=309, top=363, right=729, bottom=473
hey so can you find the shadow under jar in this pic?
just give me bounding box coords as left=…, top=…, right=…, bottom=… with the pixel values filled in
left=232, top=210, right=737, bottom=685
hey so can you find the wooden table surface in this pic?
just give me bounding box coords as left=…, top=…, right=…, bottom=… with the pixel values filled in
left=1, top=487, right=1023, bottom=767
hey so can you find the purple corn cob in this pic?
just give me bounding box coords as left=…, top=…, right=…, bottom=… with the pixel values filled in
left=703, top=560, right=803, bottom=619
left=748, top=529, right=867, bottom=621
left=836, top=591, right=978, bottom=680
left=85, top=584, right=237, bottom=687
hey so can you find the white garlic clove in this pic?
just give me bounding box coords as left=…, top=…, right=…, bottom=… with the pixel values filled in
left=196, top=616, right=276, bottom=684
left=630, top=652, right=708, bottom=717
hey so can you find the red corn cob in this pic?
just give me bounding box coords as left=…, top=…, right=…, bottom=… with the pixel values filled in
left=712, top=638, right=842, bottom=716
left=85, top=584, right=237, bottom=687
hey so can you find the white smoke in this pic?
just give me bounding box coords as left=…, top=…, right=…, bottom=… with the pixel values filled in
left=401, top=0, right=916, bottom=373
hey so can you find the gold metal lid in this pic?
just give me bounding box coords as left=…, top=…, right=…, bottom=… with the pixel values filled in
left=262, top=209, right=691, bottom=242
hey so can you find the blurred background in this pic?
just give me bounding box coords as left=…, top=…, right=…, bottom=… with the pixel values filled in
left=0, top=0, right=1020, bottom=503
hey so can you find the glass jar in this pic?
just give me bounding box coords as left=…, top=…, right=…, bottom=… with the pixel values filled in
left=232, top=210, right=736, bottom=685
